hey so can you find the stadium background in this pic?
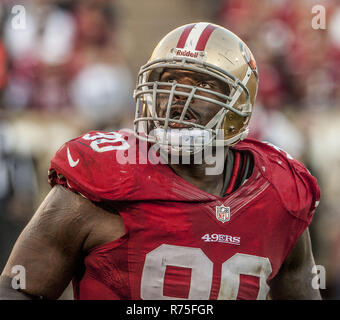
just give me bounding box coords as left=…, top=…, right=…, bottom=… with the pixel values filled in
left=0, top=0, right=339, bottom=300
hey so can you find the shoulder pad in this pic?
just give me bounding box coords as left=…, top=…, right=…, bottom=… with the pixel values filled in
left=49, top=129, right=208, bottom=202
left=49, top=130, right=133, bottom=201
left=235, top=139, right=320, bottom=222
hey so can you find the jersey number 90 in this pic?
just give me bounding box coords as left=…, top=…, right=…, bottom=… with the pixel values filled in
left=141, top=244, right=272, bottom=300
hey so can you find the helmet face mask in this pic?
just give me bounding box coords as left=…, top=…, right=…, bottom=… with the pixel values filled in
left=134, top=22, right=258, bottom=153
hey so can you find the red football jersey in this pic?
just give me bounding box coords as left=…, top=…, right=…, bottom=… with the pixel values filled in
left=48, top=130, right=320, bottom=300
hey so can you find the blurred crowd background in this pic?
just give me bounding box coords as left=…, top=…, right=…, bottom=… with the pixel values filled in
left=0, top=0, right=339, bottom=299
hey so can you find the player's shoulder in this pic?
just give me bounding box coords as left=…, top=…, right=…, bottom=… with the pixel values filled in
left=235, top=138, right=320, bottom=222
left=236, top=138, right=299, bottom=167
left=49, top=129, right=141, bottom=201
left=51, top=129, right=133, bottom=170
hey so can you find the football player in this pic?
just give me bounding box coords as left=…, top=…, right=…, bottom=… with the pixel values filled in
left=0, top=23, right=321, bottom=300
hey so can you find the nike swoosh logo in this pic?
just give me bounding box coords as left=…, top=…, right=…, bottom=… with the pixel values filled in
left=67, top=147, right=79, bottom=168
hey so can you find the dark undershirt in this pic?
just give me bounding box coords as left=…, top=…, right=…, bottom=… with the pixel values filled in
left=222, top=148, right=254, bottom=197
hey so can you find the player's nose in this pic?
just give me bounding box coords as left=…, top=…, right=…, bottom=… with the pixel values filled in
left=174, top=79, right=194, bottom=102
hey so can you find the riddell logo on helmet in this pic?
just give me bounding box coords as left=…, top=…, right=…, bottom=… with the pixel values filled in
left=176, top=49, right=199, bottom=58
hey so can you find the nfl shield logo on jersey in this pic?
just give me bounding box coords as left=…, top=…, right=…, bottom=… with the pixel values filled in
left=216, top=204, right=230, bottom=223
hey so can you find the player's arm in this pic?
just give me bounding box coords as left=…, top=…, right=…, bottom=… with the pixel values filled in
left=0, top=185, right=123, bottom=300
left=269, top=228, right=321, bottom=300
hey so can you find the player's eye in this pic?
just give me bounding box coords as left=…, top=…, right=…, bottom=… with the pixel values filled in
left=167, top=78, right=177, bottom=84
left=198, top=81, right=213, bottom=89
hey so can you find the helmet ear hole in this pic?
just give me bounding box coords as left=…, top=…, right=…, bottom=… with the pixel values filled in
left=222, top=111, right=247, bottom=139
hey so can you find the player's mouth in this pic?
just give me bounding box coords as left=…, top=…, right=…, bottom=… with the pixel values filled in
left=168, top=106, right=198, bottom=129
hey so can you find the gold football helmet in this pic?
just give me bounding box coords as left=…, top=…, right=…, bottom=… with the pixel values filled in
left=134, top=22, right=258, bottom=151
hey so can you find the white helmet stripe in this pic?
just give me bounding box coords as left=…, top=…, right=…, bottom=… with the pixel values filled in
left=183, top=22, right=210, bottom=50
